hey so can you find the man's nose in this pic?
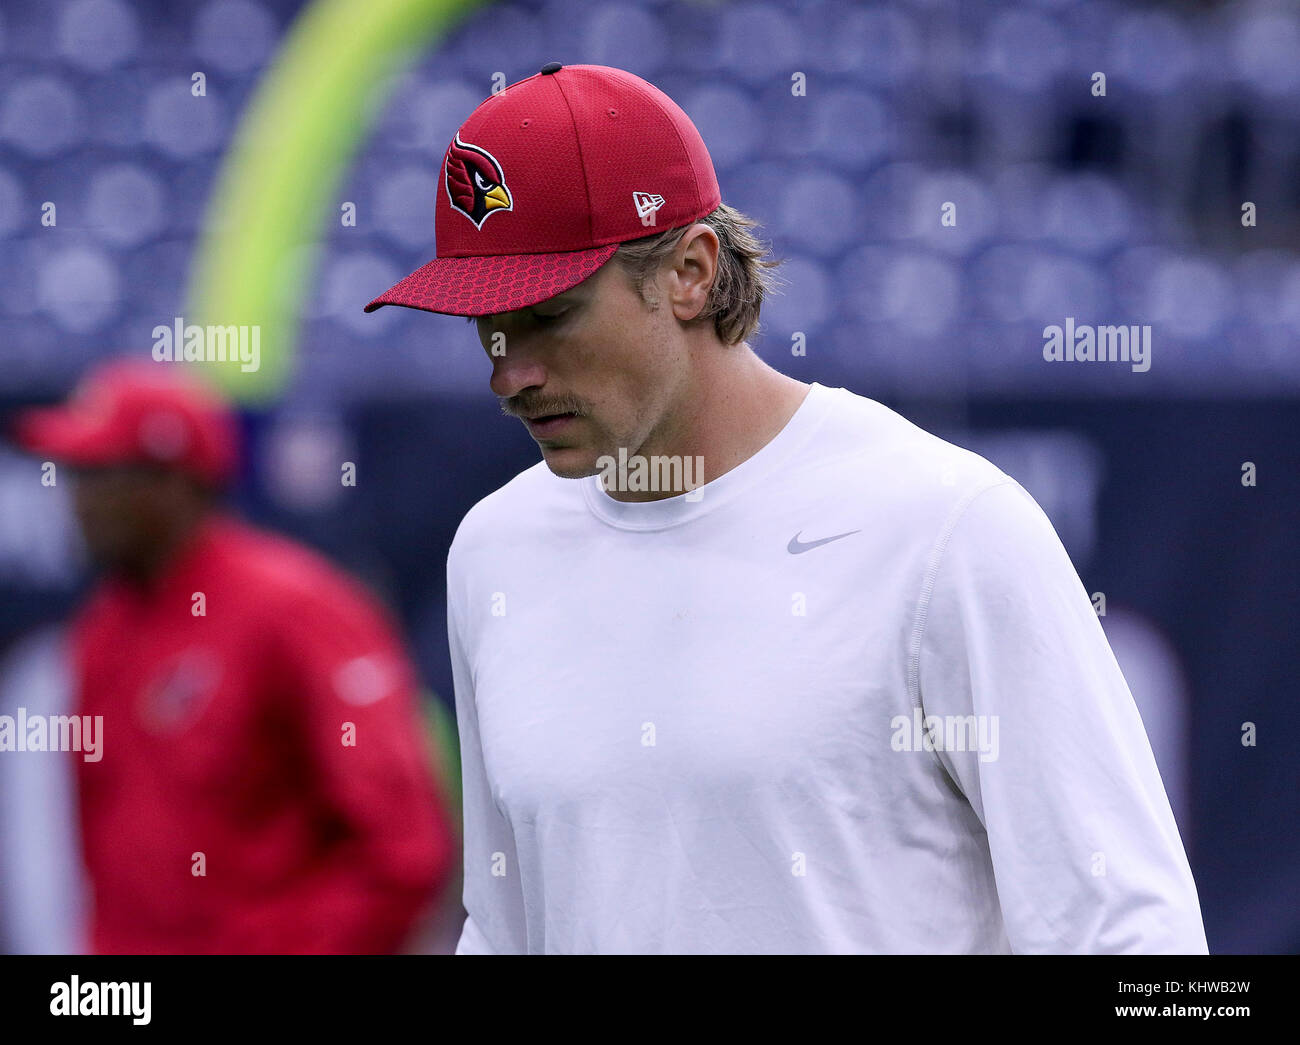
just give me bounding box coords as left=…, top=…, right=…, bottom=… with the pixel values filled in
left=488, top=341, right=548, bottom=400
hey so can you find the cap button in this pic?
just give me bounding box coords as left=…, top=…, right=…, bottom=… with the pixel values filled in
left=539, top=62, right=563, bottom=75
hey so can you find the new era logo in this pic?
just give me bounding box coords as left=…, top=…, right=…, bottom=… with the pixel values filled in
left=634, top=192, right=665, bottom=224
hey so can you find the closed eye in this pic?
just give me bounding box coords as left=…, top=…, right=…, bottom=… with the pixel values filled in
left=465, top=304, right=575, bottom=329
left=531, top=308, right=570, bottom=325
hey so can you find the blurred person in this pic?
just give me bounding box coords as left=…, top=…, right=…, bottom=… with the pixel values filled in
left=9, top=360, right=456, bottom=953
left=364, top=64, right=1207, bottom=954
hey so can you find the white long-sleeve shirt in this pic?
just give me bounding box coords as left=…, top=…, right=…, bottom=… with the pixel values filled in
left=446, top=381, right=1207, bottom=954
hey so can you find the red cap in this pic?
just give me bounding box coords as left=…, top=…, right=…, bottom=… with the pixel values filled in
left=363, top=63, right=722, bottom=318
left=12, top=360, right=239, bottom=488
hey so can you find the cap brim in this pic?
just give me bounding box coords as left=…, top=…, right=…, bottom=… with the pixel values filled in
left=11, top=407, right=124, bottom=466
left=363, top=244, right=619, bottom=317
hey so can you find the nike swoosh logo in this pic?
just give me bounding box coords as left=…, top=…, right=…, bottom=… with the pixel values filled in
left=787, top=529, right=861, bottom=554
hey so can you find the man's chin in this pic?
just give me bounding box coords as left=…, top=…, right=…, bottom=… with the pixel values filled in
left=538, top=444, right=601, bottom=480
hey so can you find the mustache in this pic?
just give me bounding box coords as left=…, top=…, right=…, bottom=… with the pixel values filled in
left=499, top=396, right=586, bottom=419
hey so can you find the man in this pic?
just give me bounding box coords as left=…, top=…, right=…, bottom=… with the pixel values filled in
left=12, top=360, right=456, bottom=953
left=365, top=63, right=1207, bottom=954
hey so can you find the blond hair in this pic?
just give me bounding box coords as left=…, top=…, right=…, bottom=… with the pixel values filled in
left=612, top=203, right=784, bottom=345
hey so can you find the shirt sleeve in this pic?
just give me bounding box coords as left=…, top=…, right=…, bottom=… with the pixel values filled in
left=221, top=572, right=457, bottom=954
left=916, top=478, right=1208, bottom=954
left=448, top=553, right=529, bottom=954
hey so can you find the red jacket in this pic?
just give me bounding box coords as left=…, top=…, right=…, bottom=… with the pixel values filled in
left=70, top=514, right=456, bottom=953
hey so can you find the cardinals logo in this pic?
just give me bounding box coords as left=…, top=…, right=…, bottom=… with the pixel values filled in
left=445, top=134, right=513, bottom=229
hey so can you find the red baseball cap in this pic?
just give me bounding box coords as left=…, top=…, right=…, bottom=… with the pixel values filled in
left=12, top=360, right=239, bottom=488
left=363, top=62, right=722, bottom=318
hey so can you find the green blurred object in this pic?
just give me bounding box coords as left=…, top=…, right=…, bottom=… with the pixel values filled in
left=186, top=0, right=486, bottom=402
left=422, top=691, right=462, bottom=823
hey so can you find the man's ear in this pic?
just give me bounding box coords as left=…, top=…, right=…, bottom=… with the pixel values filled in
left=669, top=224, right=720, bottom=323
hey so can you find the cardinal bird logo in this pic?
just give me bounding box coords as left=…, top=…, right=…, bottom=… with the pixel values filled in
left=445, top=134, right=513, bottom=229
